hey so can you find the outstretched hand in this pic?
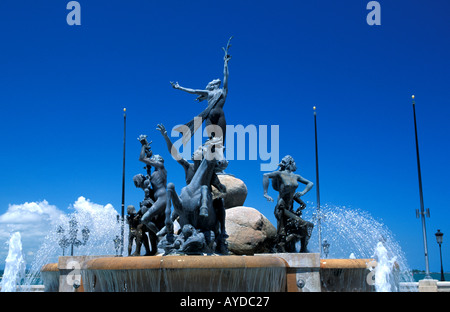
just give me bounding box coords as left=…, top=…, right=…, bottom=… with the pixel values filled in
left=222, top=36, right=233, bottom=63
left=156, top=124, right=167, bottom=136
left=264, top=194, right=274, bottom=202
left=138, top=134, right=148, bottom=145
left=170, top=81, right=180, bottom=89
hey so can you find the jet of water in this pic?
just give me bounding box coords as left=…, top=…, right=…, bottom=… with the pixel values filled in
left=305, top=203, right=416, bottom=291
left=373, top=241, right=397, bottom=292
left=23, top=201, right=124, bottom=287
left=1, top=232, right=26, bottom=292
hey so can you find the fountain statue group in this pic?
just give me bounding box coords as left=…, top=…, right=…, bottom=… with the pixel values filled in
left=127, top=37, right=314, bottom=256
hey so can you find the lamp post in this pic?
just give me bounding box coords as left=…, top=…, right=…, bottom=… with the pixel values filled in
left=313, top=106, right=322, bottom=255
left=411, top=95, right=432, bottom=279
left=69, top=216, right=90, bottom=256
left=322, top=239, right=330, bottom=258
left=56, top=226, right=69, bottom=256
left=57, top=216, right=90, bottom=256
left=114, top=215, right=122, bottom=257
left=120, top=107, right=127, bottom=256
left=114, top=235, right=122, bottom=257
left=435, top=229, right=445, bottom=281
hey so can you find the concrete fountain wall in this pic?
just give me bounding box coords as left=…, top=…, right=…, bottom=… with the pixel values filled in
left=40, top=263, right=59, bottom=292
left=81, top=255, right=289, bottom=292
left=40, top=253, right=380, bottom=292
left=319, top=259, right=375, bottom=292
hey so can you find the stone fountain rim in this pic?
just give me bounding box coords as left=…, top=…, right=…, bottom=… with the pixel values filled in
left=320, top=258, right=375, bottom=269
left=80, top=255, right=290, bottom=271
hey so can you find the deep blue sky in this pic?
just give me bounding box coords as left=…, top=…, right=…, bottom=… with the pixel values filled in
left=0, top=0, right=449, bottom=272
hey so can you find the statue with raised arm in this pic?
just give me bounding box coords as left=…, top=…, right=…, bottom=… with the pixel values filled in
left=263, top=155, right=314, bottom=253
left=156, top=123, right=227, bottom=188
left=156, top=123, right=228, bottom=239
left=170, top=36, right=233, bottom=144
left=158, top=137, right=229, bottom=255
left=132, top=173, right=163, bottom=255
left=137, top=134, right=168, bottom=240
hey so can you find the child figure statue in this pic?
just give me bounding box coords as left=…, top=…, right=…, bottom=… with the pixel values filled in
left=126, top=205, right=152, bottom=256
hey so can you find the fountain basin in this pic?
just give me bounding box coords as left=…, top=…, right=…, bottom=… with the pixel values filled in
left=320, top=259, right=375, bottom=292
left=81, top=255, right=289, bottom=292
left=40, top=254, right=314, bottom=292
left=40, top=263, right=59, bottom=292
left=40, top=254, right=380, bottom=292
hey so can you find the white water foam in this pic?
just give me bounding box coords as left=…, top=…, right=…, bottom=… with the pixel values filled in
left=1, top=232, right=26, bottom=292
left=23, top=198, right=125, bottom=288
left=373, top=240, right=397, bottom=292
left=305, top=203, right=416, bottom=291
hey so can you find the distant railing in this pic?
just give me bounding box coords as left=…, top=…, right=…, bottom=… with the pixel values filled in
left=399, top=280, right=450, bottom=292
left=437, top=281, right=450, bottom=292
left=0, top=285, right=45, bottom=292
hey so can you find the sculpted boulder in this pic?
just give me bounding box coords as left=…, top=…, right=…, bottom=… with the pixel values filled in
left=225, top=206, right=276, bottom=255
left=212, top=175, right=247, bottom=208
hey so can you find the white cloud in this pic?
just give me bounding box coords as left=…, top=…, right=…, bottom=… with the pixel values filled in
left=0, top=200, right=64, bottom=225
left=71, top=196, right=117, bottom=218
left=0, top=197, right=119, bottom=270
left=0, top=200, right=65, bottom=269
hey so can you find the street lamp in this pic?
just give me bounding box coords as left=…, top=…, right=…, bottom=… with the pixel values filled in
left=435, top=229, right=445, bottom=281
left=411, top=95, right=432, bottom=279
left=322, top=239, right=330, bottom=258
left=68, top=216, right=90, bottom=256
left=114, top=235, right=122, bottom=257
left=56, top=217, right=90, bottom=256
left=313, top=106, right=322, bottom=254
left=114, top=214, right=123, bottom=256
left=56, top=226, right=69, bottom=256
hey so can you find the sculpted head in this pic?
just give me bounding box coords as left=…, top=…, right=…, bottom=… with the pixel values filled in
left=206, top=79, right=221, bottom=90
left=151, top=154, right=164, bottom=163
left=192, top=145, right=203, bottom=161
left=133, top=174, right=146, bottom=188
left=127, top=205, right=136, bottom=215
left=278, top=155, right=297, bottom=172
